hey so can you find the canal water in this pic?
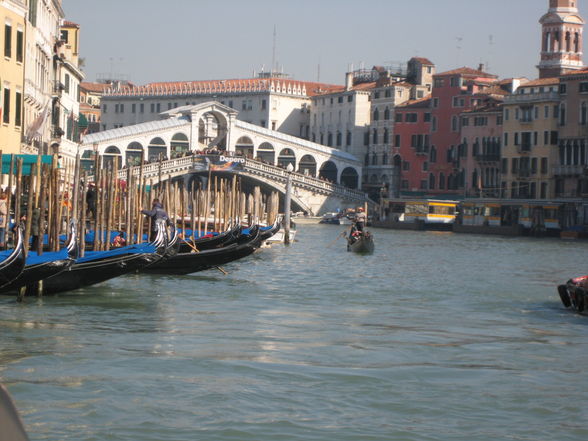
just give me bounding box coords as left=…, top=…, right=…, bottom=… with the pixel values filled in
left=1, top=224, right=588, bottom=441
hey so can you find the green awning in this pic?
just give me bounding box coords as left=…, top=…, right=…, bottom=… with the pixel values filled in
left=2, top=154, right=58, bottom=176
left=78, top=113, right=89, bottom=130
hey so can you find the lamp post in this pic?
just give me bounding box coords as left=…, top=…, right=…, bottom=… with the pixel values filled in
left=284, top=162, right=293, bottom=244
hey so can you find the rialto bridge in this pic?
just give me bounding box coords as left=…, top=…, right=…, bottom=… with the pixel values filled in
left=80, top=102, right=369, bottom=215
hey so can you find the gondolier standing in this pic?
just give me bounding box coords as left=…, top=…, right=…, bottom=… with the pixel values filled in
left=141, top=199, right=169, bottom=241
left=354, top=207, right=366, bottom=232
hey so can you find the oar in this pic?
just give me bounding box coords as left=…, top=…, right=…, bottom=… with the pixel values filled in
left=326, top=230, right=347, bottom=248
left=181, top=237, right=229, bottom=275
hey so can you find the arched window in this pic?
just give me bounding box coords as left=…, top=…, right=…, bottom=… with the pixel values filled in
left=384, top=107, right=390, bottom=120
left=439, top=172, right=446, bottom=190
left=566, top=31, right=571, bottom=52
left=372, top=129, right=378, bottom=144
left=383, top=128, right=389, bottom=144
left=575, top=32, right=580, bottom=53
left=429, top=146, right=437, bottom=163
left=382, top=152, right=388, bottom=165
left=452, top=115, right=459, bottom=131
left=336, top=132, right=342, bottom=146
left=372, top=152, right=377, bottom=165
left=373, top=108, right=379, bottom=121
left=327, top=132, right=333, bottom=146
left=581, top=102, right=587, bottom=125
left=346, top=131, right=352, bottom=146
left=429, top=173, right=436, bottom=190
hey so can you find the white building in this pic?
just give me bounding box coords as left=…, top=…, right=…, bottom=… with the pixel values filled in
left=99, top=74, right=342, bottom=140
left=22, top=0, right=64, bottom=154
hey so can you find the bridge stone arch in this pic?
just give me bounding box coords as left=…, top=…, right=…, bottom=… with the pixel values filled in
left=170, top=132, right=190, bottom=158
left=340, top=167, right=359, bottom=189
left=235, top=136, right=254, bottom=158
left=126, top=142, right=144, bottom=166
left=256, top=142, right=275, bottom=164
left=104, top=145, right=122, bottom=169
left=319, top=160, right=338, bottom=183
left=148, top=137, right=167, bottom=161
left=277, top=147, right=296, bottom=169
left=298, top=154, right=317, bottom=177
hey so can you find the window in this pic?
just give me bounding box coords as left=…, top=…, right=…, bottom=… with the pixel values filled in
left=60, top=29, right=69, bottom=43
left=395, top=113, right=403, bottom=123
left=373, top=108, right=379, bottom=121
left=120, top=103, right=124, bottom=113
left=402, top=161, right=410, bottom=171
left=559, top=84, right=567, bottom=94
left=452, top=116, right=459, bottom=131
left=16, top=29, right=23, bottom=63
left=2, top=86, right=10, bottom=124
left=346, top=131, right=352, bottom=146
left=336, top=132, right=342, bottom=146
left=434, top=78, right=444, bottom=88
left=347, top=95, right=353, bottom=102
left=103, top=104, right=108, bottom=113
left=432, top=97, right=439, bottom=108
left=504, top=133, right=509, bottom=146
left=338, top=96, right=343, bottom=103
left=64, top=74, right=70, bottom=94
left=432, top=116, right=437, bottom=131
left=502, top=158, right=508, bottom=174
left=531, top=157, right=538, bottom=174
left=15, top=91, right=21, bottom=127
left=383, top=128, right=389, bottom=144
left=394, top=134, right=401, bottom=147
left=384, top=108, right=390, bottom=120
left=372, top=129, right=378, bottom=144
left=544, top=105, right=549, bottom=118
left=132, top=103, right=136, bottom=113
left=4, top=23, right=12, bottom=58
left=581, top=102, right=587, bottom=125
left=461, top=117, right=469, bottom=127
left=505, top=108, right=509, bottom=120
left=156, top=103, right=161, bottom=112
left=150, top=103, right=155, bottom=113
left=140, top=103, right=144, bottom=113
left=580, top=82, right=588, bottom=93
left=406, top=113, right=418, bottom=123
left=261, top=99, right=267, bottom=110
left=544, top=131, right=549, bottom=145
left=541, top=157, right=548, bottom=174
left=424, top=113, right=431, bottom=122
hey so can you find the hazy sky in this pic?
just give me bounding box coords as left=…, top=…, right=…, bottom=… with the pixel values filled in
left=62, top=0, right=588, bottom=86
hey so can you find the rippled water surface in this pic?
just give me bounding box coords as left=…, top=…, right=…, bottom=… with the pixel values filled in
left=1, top=224, right=588, bottom=441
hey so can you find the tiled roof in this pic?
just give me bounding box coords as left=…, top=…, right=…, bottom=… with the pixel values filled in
left=62, top=21, right=79, bottom=28
left=396, top=96, right=432, bottom=109
left=561, top=67, right=588, bottom=76
left=105, top=77, right=342, bottom=98
left=410, top=57, right=434, bottom=66
left=435, top=67, right=498, bottom=79
left=519, top=77, right=560, bottom=87
left=80, top=82, right=111, bottom=93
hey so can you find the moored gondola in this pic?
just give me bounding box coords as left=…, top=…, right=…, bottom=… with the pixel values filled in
left=40, top=220, right=167, bottom=295
left=0, top=228, right=26, bottom=288
left=178, top=223, right=242, bottom=253
left=143, top=225, right=262, bottom=275
left=0, top=221, right=78, bottom=294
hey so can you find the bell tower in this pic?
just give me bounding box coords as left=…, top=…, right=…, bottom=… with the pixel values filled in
left=538, top=0, right=585, bottom=78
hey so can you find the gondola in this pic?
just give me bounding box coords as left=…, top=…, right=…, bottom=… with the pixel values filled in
left=40, top=220, right=167, bottom=295
left=0, top=228, right=26, bottom=288
left=178, top=223, right=242, bottom=253
left=143, top=225, right=262, bottom=275
left=259, top=217, right=281, bottom=241
left=347, top=230, right=375, bottom=255
left=558, top=275, right=588, bottom=313
left=0, top=221, right=78, bottom=294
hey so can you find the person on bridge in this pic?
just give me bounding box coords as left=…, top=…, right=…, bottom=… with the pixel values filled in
left=141, top=199, right=170, bottom=241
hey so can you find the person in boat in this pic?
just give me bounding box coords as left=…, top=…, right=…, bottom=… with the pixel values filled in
left=112, top=232, right=126, bottom=248
left=86, top=183, right=96, bottom=218
left=353, top=207, right=366, bottom=232
left=141, top=199, right=170, bottom=241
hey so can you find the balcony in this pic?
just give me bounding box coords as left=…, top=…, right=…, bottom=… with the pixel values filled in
left=504, top=91, right=560, bottom=104
left=553, top=164, right=586, bottom=176
left=414, top=145, right=429, bottom=155
left=517, top=143, right=532, bottom=153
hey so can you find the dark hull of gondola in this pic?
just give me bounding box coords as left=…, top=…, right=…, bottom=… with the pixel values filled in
left=0, top=221, right=79, bottom=294
left=144, top=226, right=261, bottom=275
left=178, top=224, right=242, bottom=253
left=0, top=229, right=26, bottom=289
left=260, top=219, right=281, bottom=241
left=41, top=252, right=161, bottom=295
left=40, top=221, right=167, bottom=295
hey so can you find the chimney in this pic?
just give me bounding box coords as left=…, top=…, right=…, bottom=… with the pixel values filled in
left=478, top=63, right=485, bottom=72
left=345, top=72, right=354, bottom=91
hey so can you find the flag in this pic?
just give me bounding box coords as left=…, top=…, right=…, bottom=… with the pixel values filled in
left=25, top=100, right=50, bottom=144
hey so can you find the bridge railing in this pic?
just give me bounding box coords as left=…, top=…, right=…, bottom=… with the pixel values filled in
left=112, top=155, right=367, bottom=202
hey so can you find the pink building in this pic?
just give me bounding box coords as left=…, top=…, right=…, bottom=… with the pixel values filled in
left=392, top=97, right=432, bottom=195
left=428, top=67, right=498, bottom=195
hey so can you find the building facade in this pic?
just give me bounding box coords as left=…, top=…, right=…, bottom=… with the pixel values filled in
left=502, top=78, right=561, bottom=199
left=0, top=0, right=26, bottom=154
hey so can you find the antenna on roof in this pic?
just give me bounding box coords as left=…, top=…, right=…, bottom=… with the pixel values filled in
left=455, top=36, right=463, bottom=66
left=272, top=24, right=277, bottom=76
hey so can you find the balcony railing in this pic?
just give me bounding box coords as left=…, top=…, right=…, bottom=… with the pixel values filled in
left=518, top=143, right=532, bottom=153
left=517, top=168, right=531, bottom=178
left=553, top=164, right=586, bottom=176
left=504, top=91, right=560, bottom=104
left=474, top=153, right=501, bottom=162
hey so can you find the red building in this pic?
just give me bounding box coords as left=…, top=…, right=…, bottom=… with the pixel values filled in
left=393, top=97, right=431, bottom=195
left=428, top=67, right=498, bottom=195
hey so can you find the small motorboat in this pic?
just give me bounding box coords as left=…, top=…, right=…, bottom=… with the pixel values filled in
left=558, top=275, right=588, bottom=313
left=347, top=230, right=374, bottom=255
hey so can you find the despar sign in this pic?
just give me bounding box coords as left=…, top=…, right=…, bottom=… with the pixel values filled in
left=209, top=155, right=245, bottom=171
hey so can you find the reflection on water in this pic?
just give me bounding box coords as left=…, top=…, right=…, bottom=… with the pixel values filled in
left=1, top=225, right=588, bottom=441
